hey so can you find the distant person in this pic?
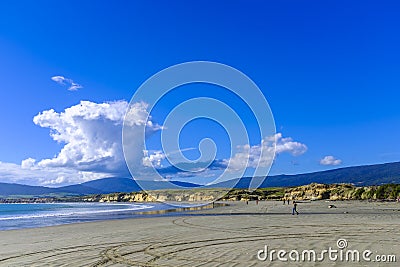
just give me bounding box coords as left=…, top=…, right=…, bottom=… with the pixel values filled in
left=283, top=198, right=286, bottom=205
left=246, top=200, right=249, bottom=205
left=256, top=199, right=259, bottom=205
left=287, top=199, right=290, bottom=205
left=292, top=201, right=299, bottom=215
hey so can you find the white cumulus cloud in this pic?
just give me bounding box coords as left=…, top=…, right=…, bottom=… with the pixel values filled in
left=320, top=155, right=342, bottom=166
left=225, top=133, right=307, bottom=171
left=32, top=100, right=160, bottom=176
left=0, top=100, right=164, bottom=186
left=51, top=75, right=83, bottom=91
left=0, top=99, right=165, bottom=187
left=21, top=158, right=36, bottom=169
left=272, top=133, right=308, bottom=156
left=142, top=150, right=166, bottom=168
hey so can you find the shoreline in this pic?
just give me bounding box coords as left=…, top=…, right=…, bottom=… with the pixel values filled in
left=0, top=201, right=227, bottom=232
left=1, top=200, right=399, bottom=266
left=1, top=199, right=400, bottom=232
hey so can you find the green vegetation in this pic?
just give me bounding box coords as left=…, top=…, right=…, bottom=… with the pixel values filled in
left=285, top=183, right=400, bottom=201
left=221, top=188, right=285, bottom=201
left=372, top=184, right=400, bottom=200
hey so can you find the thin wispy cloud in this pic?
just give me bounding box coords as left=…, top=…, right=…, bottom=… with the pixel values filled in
left=51, top=75, right=83, bottom=91
left=320, top=155, right=342, bottom=166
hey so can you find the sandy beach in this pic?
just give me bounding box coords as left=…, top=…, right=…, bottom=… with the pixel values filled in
left=0, top=200, right=400, bottom=266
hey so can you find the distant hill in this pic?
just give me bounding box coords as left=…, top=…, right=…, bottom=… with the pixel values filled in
left=77, top=178, right=200, bottom=194
left=0, top=178, right=200, bottom=198
left=265, top=161, right=400, bottom=187
left=214, top=161, right=400, bottom=189
left=0, top=183, right=59, bottom=196
left=0, top=161, right=399, bottom=197
left=80, top=178, right=142, bottom=193
left=79, top=178, right=199, bottom=193
left=0, top=179, right=139, bottom=198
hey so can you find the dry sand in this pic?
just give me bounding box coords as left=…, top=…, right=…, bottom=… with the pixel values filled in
left=0, top=200, right=400, bottom=266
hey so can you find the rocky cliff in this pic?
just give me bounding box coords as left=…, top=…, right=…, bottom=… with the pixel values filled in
left=87, top=184, right=400, bottom=203
left=83, top=190, right=221, bottom=203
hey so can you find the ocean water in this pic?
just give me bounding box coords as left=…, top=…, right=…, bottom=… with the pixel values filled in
left=0, top=202, right=167, bottom=231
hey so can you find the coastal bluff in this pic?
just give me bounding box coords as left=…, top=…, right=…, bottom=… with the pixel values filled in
left=2, top=183, right=400, bottom=203
left=83, top=183, right=400, bottom=203
left=284, top=183, right=400, bottom=201
left=83, top=190, right=219, bottom=203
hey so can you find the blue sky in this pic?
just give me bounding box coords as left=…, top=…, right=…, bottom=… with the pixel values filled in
left=0, top=1, right=399, bottom=186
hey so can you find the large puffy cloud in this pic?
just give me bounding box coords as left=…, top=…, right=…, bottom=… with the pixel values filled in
left=0, top=100, right=164, bottom=186
left=320, top=155, right=342, bottom=166
left=0, top=100, right=162, bottom=186
left=32, top=100, right=160, bottom=176
left=34, top=100, right=126, bottom=173
left=225, top=133, right=307, bottom=171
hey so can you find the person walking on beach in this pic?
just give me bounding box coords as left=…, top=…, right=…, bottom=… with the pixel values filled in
left=292, top=201, right=299, bottom=215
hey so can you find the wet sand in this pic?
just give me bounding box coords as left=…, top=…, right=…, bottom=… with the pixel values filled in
left=1, top=200, right=400, bottom=266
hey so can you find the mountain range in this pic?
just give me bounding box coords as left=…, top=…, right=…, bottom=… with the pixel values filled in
left=1, top=161, right=400, bottom=197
